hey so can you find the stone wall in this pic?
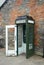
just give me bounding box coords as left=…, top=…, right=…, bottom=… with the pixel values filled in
left=0, top=0, right=44, bottom=48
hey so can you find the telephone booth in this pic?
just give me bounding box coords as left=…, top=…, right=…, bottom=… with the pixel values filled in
left=15, top=15, right=35, bottom=58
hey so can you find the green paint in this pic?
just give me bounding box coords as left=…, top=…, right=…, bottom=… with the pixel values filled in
left=15, top=15, right=35, bottom=59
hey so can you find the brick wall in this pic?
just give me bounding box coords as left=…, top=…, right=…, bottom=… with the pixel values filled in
left=0, top=0, right=44, bottom=47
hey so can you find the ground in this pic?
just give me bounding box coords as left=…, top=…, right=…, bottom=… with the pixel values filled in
left=0, top=48, right=44, bottom=65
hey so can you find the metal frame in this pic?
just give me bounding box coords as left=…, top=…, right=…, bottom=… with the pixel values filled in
left=5, top=25, right=17, bottom=56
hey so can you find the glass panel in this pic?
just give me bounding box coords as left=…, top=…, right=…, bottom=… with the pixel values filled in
left=8, top=28, right=14, bottom=50
left=18, top=25, right=23, bottom=47
left=23, top=24, right=26, bottom=43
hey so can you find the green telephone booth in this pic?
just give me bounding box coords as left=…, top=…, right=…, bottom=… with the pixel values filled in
left=15, top=15, right=35, bottom=58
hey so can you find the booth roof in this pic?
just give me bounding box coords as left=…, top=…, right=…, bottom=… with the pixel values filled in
left=15, top=15, right=35, bottom=21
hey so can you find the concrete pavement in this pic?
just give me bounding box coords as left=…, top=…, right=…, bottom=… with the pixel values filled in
left=0, top=49, right=44, bottom=65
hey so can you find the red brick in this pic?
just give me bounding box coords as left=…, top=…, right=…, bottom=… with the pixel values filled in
left=0, top=12, right=2, bottom=21
left=0, top=12, right=2, bottom=26
left=9, top=0, right=44, bottom=45
left=9, top=8, right=26, bottom=25
left=15, top=0, right=22, bottom=6
left=26, top=0, right=36, bottom=8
